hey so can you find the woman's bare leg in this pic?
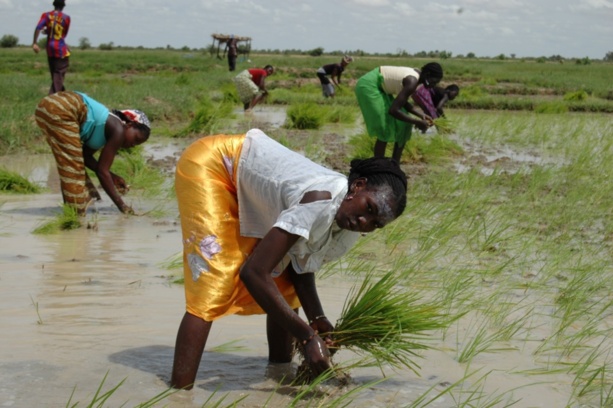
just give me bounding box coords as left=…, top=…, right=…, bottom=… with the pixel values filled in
left=170, top=312, right=212, bottom=390
left=374, top=139, right=387, bottom=158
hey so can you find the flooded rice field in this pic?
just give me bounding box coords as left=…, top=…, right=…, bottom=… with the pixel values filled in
left=0, top=108, right=585, bottom=407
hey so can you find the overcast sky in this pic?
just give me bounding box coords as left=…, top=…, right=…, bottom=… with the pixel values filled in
left=2, top=0, right=612, bottom=59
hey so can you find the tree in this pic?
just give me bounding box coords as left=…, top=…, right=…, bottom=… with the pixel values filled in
left=0, top=34, right=19, bottom=48
left=605, top=51, right=613, bottom=62
left=99, top=41, right=114, bottom=50
left=308, top=47, right=324, bottom=57
left=78, top=37, right=91, bottom=50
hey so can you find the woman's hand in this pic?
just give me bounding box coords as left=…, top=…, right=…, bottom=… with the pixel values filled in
left=303, top=335, right=332, bottom=375
left=111, top=173, right=130, bottom=195
left=310, top=316, right=338, bottom=355
left=416, top=119, right=431, bottom=133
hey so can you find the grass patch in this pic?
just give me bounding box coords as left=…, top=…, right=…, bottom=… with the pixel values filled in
left=0, top=167, right=41, bottom=193
left=177, top=96, right=235, bottom=137
left=285, top=103, right=326, bottom=129
left=32, top=204, right=81, bottom=234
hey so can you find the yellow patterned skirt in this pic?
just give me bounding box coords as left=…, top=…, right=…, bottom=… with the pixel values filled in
left=34, top=91, right=98, bottom=213
left=175, top=134, right=300, bottom=322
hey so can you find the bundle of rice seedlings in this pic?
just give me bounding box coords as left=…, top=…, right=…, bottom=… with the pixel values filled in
left=32, top=204, right=81, bottom=234
left=432, top=117, right=456, bottom=134
left=294, top=272, right=447, bottom=384
left=285, top=103, right=325, bottom=129
left=0, top=168, right=41, bottom=194
left=332, top=271, right=447, bottom=374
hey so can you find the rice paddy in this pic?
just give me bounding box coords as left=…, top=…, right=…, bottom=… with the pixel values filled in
left=1, top=48, right=613, bottom=407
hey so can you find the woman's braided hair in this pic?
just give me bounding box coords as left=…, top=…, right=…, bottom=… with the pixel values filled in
left=348, top=157, right=408, bottom=217
left=421, top=62, right=443, bottom=80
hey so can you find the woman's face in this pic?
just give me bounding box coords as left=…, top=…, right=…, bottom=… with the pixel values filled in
left=335, top=179, right=396, bottom=233
left=122, top=125, right=148, bottom=149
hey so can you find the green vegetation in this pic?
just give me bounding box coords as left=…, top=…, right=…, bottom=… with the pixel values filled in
left=32, top=203, right=82, bottom=234
left=334, top=271, right=447, bottom=372
left=1, top=48, right=612, bottom=154
left=285, top=103, right=325, bottom=129
left=0, top=167, right=41, bottom=193
left=0, top=34, right=19, bottom=48
left=1, top=48, right=613, bottom=407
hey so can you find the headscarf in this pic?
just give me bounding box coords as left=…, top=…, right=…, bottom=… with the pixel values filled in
left=119, top=109, right=151, bottom=130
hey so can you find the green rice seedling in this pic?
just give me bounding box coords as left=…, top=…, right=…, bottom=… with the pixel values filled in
left=209, top=339, right=248, bottom=353
left=411, top=134, right=463, bottom=164
left=178, top=96, right=235, bottom=137
left=158, top=250, right=183, bottom=271
left=0, top=167, right=41, bottom=193
left=113, top=146, right=166, bottom=197
left=286, top=367, right=387, bottom=407
left=64, top=371, right=248, bottom=407
left=432, top=117, right=456, bottom=134
left=346, top=132, right=375, bottom=160
left=157, top=251, right=184, bottom=284
left=220, top=81, right=240, bottom=104
left=348, top=130, right=462, bottom=165
left=29, top=295, right=43, bottom=325
left=534, top=101, right=569, bottom=113
left=569, top=341, right=613, bottom=401
left=32, top=204, right=81, bottom=234
left=563, top=90, right=589, bottom=101
left=404, top=368, right=524, bottom=408
left=455, top=295, right=533, bottom=365
left=64, top=372, right=174, bottom=408
left=285, top=103, right=325, bottom=129
left=323, top=105, right=357, bottom=124
left=333, top=271, right=447, bottom=373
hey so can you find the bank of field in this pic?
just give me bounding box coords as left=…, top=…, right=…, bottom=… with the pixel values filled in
left=1, top=48, right=613, bottom=406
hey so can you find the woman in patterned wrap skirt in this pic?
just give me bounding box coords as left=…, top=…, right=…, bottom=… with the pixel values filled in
left=34, top=91, right=151, bottom=214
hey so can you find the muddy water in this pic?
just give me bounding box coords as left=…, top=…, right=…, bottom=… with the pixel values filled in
left=1, top=111, right=571, bottom=407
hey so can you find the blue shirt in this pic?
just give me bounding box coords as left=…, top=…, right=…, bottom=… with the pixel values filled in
left=76, top=92, right=109, bottom=150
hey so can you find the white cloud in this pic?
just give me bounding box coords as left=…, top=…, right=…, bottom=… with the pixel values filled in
left=347, top=0, right=390, bottom=6
left=575, top=0, right=613, bottom=8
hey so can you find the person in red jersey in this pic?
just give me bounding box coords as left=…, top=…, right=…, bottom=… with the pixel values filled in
left=32, top=0, right=71, bottom=94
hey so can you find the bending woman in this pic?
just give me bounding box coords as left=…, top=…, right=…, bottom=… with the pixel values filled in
left=171, top=128, right=408, bottom=389
left=35, top=91, right=151, bottom=215
left=316, top=55, right=352, bottom=98
left=355, top=62, right=443, bottom=161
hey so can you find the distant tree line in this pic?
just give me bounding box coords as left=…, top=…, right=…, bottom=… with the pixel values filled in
left=2, top=33, right=613, bottom=63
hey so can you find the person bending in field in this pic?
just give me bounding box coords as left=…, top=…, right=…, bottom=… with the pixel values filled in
left=170, top=128, right=408, bottom=389
left=355, top=62, right=444, bottom=161
left=316, top=55, right=353, bottom=98
left=34, top=91, right=151, bottom=215
left=233, top=65, right=274, bottom=112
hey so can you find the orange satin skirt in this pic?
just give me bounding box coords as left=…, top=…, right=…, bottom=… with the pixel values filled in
left=175, top=134, right=300, bottom=321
